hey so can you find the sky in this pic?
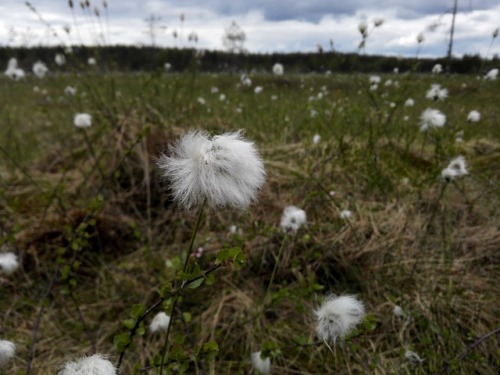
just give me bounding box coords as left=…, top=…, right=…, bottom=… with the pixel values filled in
left=1, top=0, right=499, bottom=58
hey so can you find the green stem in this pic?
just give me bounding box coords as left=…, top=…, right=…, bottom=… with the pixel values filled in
left=265, top=234, right=288, bottom=298
left=159, top=199, right=206, bottom=375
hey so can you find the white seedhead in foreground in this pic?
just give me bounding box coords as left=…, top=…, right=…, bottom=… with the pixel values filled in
left=149, top=312, right=171, bottom=333
left=0, top=339, right=15, bottom=367
left=59, top=354, right=116, bottom=374
left=0, top=252, right=19, bottom=275
left=441, top=156, right=468, bottom=181
left=74, top=113, right=92, bottom=128
left=158, top=131, right=266, bottom=209
left=484, top=68, right=498, bottom=80
left=425, top=84, right=448, bottom=101
left=280, top=205, right=307, bottom=233
left=250, top=351, right=271, bottom=374
left=314, top=294, right=365, bottom=344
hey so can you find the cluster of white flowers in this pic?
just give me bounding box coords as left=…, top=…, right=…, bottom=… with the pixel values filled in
left=59, top=354, right=117, bottom=375
left=425, top=84, right=448, bottom=101
left=314, top=295, right=365, bottom=343
left=441, top=156, right=468, bottom=181
left=280, top=205, right=307, bottom=233
left=420, top=108, right=446, bottom=132
left=158, top=131, right=265, bottom=209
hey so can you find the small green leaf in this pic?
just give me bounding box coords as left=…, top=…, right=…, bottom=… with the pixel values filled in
left=131, top=304, right=146, bottom=319
left=114, top=332, right=131, bottom=352
left=122, top=318, right=136, bottom=329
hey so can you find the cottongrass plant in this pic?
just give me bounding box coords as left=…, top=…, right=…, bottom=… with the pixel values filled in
left=59, top=354, right=117, bottom=375
left=404, top=350, right=424, bottom=365
left=425, top=84, right=448, bottom=101
left=0, top=339, right=15, bottom=368
left=314, top=294, right=365, bottom=348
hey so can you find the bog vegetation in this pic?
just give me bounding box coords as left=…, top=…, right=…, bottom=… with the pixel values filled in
left=1, top=20, right=500, bottom=375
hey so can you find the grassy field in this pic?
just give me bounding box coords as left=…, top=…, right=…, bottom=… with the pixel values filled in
left=1, top=65, right=499, bottom=374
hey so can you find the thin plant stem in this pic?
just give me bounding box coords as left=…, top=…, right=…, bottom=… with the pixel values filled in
left=159, top=200, right=207, bottom=375
left=265, top=234, right=288, bottom=298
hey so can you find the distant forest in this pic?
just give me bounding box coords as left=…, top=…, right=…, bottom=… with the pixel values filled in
left=1, top=46, right=497, bottom=74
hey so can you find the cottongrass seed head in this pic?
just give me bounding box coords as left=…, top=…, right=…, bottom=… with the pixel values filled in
left=280, top=205, right=307, bottom=233
left=467, top=110, right=481, bottom=122
left=250, top=351, right=271, bottom=374
left=59, top=353, right=116, bottom=375
left=149, top=311, right=171, bottom=333
left=314, top=294, right=365, bottom=343
left=0, top=252, right=19, bottom=275
left=441, top=156, right=468, bottom=181
left=272, top=63, right=284, bottom=75
left=420, top=108, right=446, bottom=132
left=158, top=130, right=266, bottom=209
left=74, top=113, right=92, bottom=128
left=0, top=339, right=15, bottom=367
left=405, top=350, right=424, bottom=365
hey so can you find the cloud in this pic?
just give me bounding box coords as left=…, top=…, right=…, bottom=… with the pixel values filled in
left=0, top=0, right=499, bottom=58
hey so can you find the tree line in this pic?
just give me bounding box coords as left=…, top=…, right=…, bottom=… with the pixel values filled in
left=1, top=46, right=497, bottom=75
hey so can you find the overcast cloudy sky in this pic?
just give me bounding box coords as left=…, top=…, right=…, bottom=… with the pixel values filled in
left=1, top=0, right=499, bottom=58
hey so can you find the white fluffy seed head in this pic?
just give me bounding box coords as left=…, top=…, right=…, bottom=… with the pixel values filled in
left=280, top=205, right=307, bottom=233
left=272, top=63, right=284, bottom=75
left=404, top=98, right=414, bottom=107
left=340, top=209, right=353, bottom=220
left=425, top=84, right=448, bottom=101
left=432, top=64, right=442, bottom=74
left=0, top=340, right=16, bottom=367
left=314, top=294, right=365, bottom=343
left=158, top=130, right=266, bottom=210
left=149, top=312, right=171, bottom=333
left=405, top=350, right=424, bottom=365
left=33, top=61, right=48, bottom=78
left=484, top=68, right=498, bottom=80
left=420, top=108, right=446, bottom=131
left=393, top=305, right=406, bottom=318
left=250, top=351, right=271, bottom=374
left=59, top=354, right=116, bottom=375
left=74, top=113, right=92, bottom=128
left=441, top=156, right=468, bottom=181
left=467, top=110, right=480, bottom=122
left=0, top=252, right=19, bottom=275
